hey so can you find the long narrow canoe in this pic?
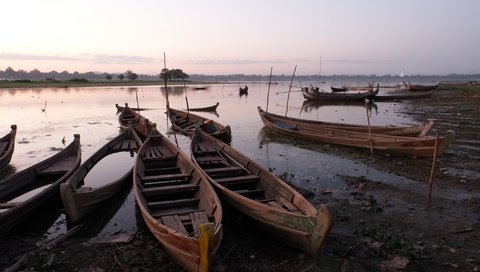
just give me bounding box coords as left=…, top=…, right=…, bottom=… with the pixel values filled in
left=303, top=87, right=378, bottom=101
left=0, top=125, right=17, bottom=171
left=258, top=107, right=432, bottom=137
left=167, top=107, right=232, bottom=144
left=258, top=108, right=455, bottom=157
left=60, top=125, right=142, bottom=223
left=373, top=90, right=435, bottom=101
left=0, top=135, right=81, bottom=236
left=134, top=126, right=223, bottom=272
left=117, top=103, right=153, bottom=139
left=191, top=128, right=332, bottom=255
left=405, top=83, right=439, bottom=92
left=115, top=103, right=152, bottom=112
left=188, top=102, right=219, bottom=112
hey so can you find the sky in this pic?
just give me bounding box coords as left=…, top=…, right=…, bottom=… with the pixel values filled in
left=1, top=0, right=480, bottom=76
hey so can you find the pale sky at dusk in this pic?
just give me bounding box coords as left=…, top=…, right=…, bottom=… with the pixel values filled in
left=1, top=0, right=479, bottom=76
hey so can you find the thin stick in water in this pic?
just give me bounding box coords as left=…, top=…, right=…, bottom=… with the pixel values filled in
left=266, top=67, right=273, bottom=112
left=285, top=65, right=297, bottom=117
left=428, top=131, right=440, bottom=204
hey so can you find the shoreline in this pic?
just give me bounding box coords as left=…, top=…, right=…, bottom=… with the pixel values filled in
left=0, top=80, right=222, bottom=89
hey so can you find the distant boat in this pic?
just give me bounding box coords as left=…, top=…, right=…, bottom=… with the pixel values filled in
left=303, top=86, right=379, bottom=101
left=239, top=85, right=248, bottom=96
left=187, top=102, right=219, bottom=112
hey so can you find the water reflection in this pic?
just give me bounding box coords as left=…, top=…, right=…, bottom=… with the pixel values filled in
left=301, top=100, right=379, bottom=115
left=83, top=151, right=136, bottom=187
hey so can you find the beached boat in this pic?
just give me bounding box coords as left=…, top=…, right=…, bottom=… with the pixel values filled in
left=373, top=90, right=435, bottom=101
left=0, top=135, right=81, bottom=236
left=115, top=103, right=152, bottom=112
left=404, top=82, right=439, bottom=92
left=133, top=126, right=223, bottom=272
left=191, top=128, right=333, bottom=254
left=258, top=108, right=455, bottom=157
left=0, top=125, right=17, bottom=172
left=188, top=102, right=219, bottom=112
left=117, top=103, right=153, bottom=139
left=60, top=125, right=142, bottom=223
left=258, top=107, right=432, bottom=137
left=167, top=107, right=232, bottom=144
left=302, top=87, right=379, bottom=101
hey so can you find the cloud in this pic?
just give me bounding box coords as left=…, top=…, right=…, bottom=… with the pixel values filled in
left=0, top=52, right=157, bottom=65
left=191, top=59, right=290, bottom=65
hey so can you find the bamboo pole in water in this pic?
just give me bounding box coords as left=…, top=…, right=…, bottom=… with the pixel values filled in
left=428, top=132, right=440, bottom=204
left=266, top=67, right=273, bottom=112
left=364, top=98, right=373, bottom=155
left=285, top=65, right=297, bottom=117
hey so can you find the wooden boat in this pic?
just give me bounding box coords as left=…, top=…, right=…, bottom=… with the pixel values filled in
left=0, top=135, right=81, bottom=236
left=187, top=102, right=219, bottom=112
left=133, top=126, right=223, bottom=272
left=60, top=125, right=142, bottom=223
left=373, top=90, right=435, bottom=101
left=259, top=107, right=432, bottom=137
left=404, top=82, right=439, bottom=92
left=117, top=103, right=153, bottom=139
left=302, top=87, right=379, bottom=101
left=0, top=125, right=17, bottom=172
left=115, top=103, right=152, bottom=112
left=191, top=127, right=333, bottom=254
left=330, top=86, right=348, bottom=92
left=167, top=107, right=232, bottom=144
left=258, top=108, right=455, bottom=157
left=239, top=86, right=248, bottom=96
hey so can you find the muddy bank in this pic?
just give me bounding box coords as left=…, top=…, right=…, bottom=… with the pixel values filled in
left=1, top=84, right=479, bottom=272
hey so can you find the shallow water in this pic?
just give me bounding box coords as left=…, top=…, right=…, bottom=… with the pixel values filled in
left=0, top=81, right=430, bottom=239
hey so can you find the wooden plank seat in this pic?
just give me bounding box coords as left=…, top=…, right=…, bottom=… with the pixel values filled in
left=144, top=159, right=177, bottom=169
left=204, top=166, right=244, bottom=175
left=161, top=215, right=188, bottom=235
left=141, top=173, right=191, bottom=183
left=142, top=183, right=199, bottom=196
left=35, top=156, right=77, bottom=177
left=151, top=208, right=205, bottom=219
left=278, top=197, right=300, bottom=212
left=143, top=178, right=190, bottom=188
left=216, top=175, right=260, bottom=187
left=233, top=188, right=265, bottom=198
left=147, top=198, right=199, bottom=209
left=194, top=155, right=225, bottom=163
left=144, top=166, right=181, bottom=175
left=190, top=211, right=210, bottom=237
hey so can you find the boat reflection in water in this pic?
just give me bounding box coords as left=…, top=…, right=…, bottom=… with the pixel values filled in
left=301, top=100, right=379, bottom=116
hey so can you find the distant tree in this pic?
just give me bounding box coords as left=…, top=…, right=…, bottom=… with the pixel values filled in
left=105, top=74, right=112, bottom=80
left=118, top=74, right=125, bottom=80
left=125, top=70, right=138, bottom=80
left=160, top=68, right=171, bottom=81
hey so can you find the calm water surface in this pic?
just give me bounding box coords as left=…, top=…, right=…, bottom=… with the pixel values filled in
left=0, top=81, right=426, bottom=239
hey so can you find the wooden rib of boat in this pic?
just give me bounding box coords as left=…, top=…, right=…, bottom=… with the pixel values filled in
left=258, top=108, right=455, bottom=157
left=133, top=126, right=223, bottom=272
left=117, top=103, right=153, bottom=139
left=373, top=90, right=435, bottom=101
left=258, top=107, right=433, bottom=137
left=60, top=125, right=142, bottom=223
left=0, top=135, right=81, bottom=236
left=115, top=103, right=152, bottom=112
left=302, top=87, right=379, bottom=101
left=0, top=125, right=17, bottom=171
left=167, top=107, right=232, bottom=144
left=191, top=127, right=332, bottom=255
left=187, top=102, right=219, bottom=112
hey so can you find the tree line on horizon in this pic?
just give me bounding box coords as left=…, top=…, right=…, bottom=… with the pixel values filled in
left=1, top=66, right=479, bottom=83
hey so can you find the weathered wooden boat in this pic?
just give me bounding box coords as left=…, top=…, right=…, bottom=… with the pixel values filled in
left=167, top=107, right=232, bottom=144
left=191, top=127, right=333, bottom=254
left=188, top=102, right=219, bottom=112
left=330, top=86, right=348, bottom=92
left=259, top=108, right=454, bottom=157
left=302, top=87, right=379, bottom=101
left=115, top=103, right=152, bottom=112
left=373, top=90, right=435, bottom=101
left=259, top=107, right=433, bottom=137
left=0, top=134, right=81, bottom=236
left=60, top=125, right=142, bottom=223
left=239, top=86, right=248, bottom=96
left=133, top=126, right=223, bottom=272
left=117, top=103, right=153, bottom=139
left=404, top=82, right=439, bottom=92
left=0, top=125, right=17, bottom=172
